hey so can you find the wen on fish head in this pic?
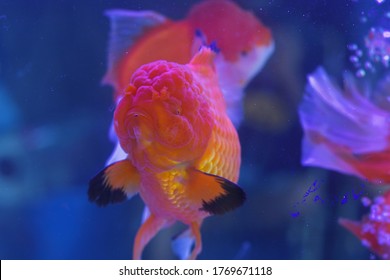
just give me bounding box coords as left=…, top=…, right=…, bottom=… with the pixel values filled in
left=114, top=60, right=213, bottom=170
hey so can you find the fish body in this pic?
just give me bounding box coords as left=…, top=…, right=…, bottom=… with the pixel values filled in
left=89, top=48, right=245, bottom=259
left=339, top=190, right=390, bottom=259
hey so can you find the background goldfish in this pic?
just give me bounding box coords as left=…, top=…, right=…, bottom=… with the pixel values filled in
left=299, top=67, right=390, bottom=184
left=88, top=48, right=245, bottom=259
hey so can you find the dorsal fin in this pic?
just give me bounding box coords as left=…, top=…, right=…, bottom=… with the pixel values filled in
left=102, top=9, right=167, bottom=87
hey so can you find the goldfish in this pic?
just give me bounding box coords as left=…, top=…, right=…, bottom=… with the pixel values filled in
left=88, top=47, right=245, bottom=259
left=299, top=67, right=390, bottom=184
left=339, top=190, right=390, bottom=259
left=100, top=1, right=272, bottom=258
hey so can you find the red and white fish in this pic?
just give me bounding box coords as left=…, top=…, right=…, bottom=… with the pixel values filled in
left=299, top=67, right=390, bottom=184
left=104, top=0, right=273, bottom=133
left=88, top=47, right=245, bottom=259
left=339, top=190, right=390, bottom=259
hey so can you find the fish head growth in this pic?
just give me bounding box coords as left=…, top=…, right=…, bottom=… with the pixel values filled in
left=114, top=60, right=213, bottom=170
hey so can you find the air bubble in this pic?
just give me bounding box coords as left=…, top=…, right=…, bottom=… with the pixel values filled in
left=348, top=44, right=358, bottom=51
left=361, top=196, right=372, bottom=207
left=356, top=69, right=366, bottom=77
left=383, top=55, right=390, bottom=67
left=362, top=222, right=376, bottom=234
left=365, top=61, right=375, bottom=72
left=361, top=239, right=372, bottom=247
left=350, top=56, right=359, bottom=63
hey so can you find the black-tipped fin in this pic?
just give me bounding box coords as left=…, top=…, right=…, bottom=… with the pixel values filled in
left=88, top=159, right=140, bottom=206
left=187, top=169, right=246, bottom=215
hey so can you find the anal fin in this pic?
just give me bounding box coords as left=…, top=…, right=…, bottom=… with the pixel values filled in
left=187, top=169, right=246, bottom=215
left=88, top=159, right=140, bottom=206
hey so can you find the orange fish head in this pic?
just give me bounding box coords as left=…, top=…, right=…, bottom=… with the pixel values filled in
left=114, top=60, right=213, bottom=169
left=188, top=0, right=274, bottom=86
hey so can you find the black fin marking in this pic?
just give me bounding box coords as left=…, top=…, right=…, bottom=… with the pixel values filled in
left=88, top=166, right=127, bottom=207
left=200, top=174, right=246, bottom=215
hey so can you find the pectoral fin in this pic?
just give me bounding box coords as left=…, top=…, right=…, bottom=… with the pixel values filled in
left=187, top=169, right=246, bottom=215
left=88, top=159, right=140, bottom=206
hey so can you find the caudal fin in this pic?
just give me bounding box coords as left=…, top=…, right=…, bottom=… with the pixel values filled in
left=103, top=9, right=167, bottom=92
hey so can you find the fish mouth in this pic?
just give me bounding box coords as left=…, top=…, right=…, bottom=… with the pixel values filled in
left=129, top=109, right=148, bottom=119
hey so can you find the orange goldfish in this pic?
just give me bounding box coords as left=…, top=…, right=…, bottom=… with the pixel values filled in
left=88, top=47, right=245, bottom=259
left=104, top=0, right=274, bottom=125
left=339, top=190, right=390, bottom=259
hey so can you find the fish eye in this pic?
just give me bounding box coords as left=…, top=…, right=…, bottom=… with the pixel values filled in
left=175, top=108, right=182, bottom=115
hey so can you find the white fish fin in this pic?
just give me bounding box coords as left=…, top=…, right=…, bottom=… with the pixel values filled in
left=108, top=119, right=117, bottom=143
left=141, top=206, right=151, bottom=224
left=214, top=54, right=245, bottom=127
left=105, top=141, right=127, bottom=166
left=223, top=83, right=245, bottom=127
left=102, top=9, right=167, bottom=88
left=214, top=42, right=274, bottom=127
left=171, top=228, right=195, bottom=260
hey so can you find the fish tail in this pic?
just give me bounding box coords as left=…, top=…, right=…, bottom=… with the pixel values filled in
left=133, top=214, right=167, bottom=259
left=188, top=222, right=202, bottom=260
left=103, top=9, right=167, bottom=97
